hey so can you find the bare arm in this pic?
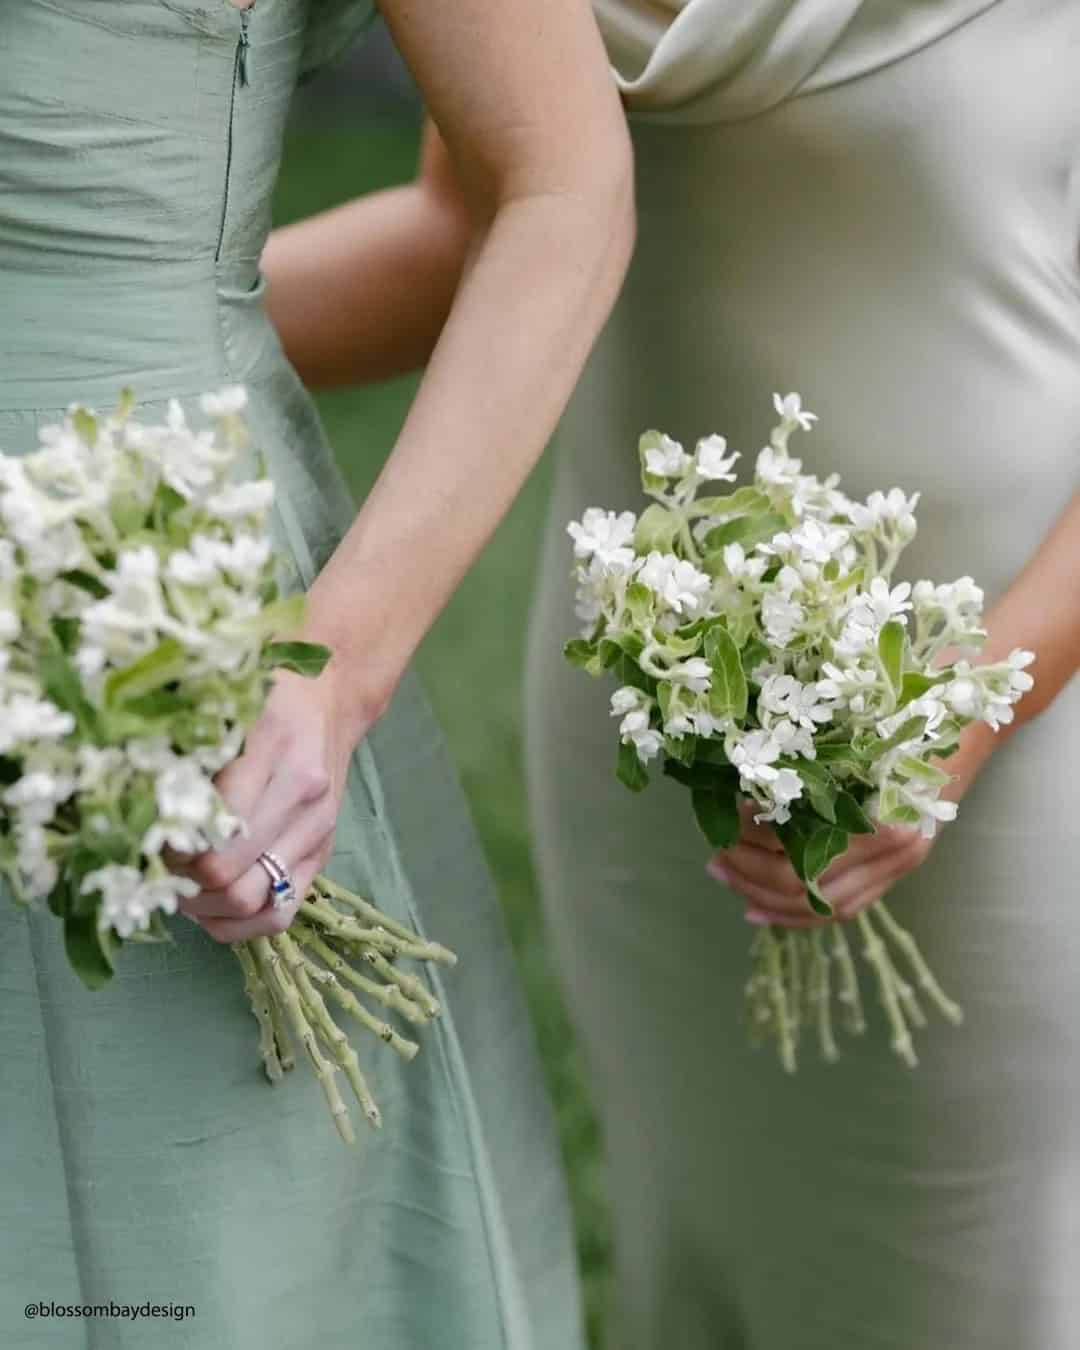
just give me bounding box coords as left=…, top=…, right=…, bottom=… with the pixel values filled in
left=262, top=121, right=472, bottom=386
left=301, top=0, right=635, bottom=734
left=949, top=487, right=1080, bottom=789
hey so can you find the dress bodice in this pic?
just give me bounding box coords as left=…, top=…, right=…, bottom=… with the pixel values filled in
left=0, top=0, right=374, bottom=411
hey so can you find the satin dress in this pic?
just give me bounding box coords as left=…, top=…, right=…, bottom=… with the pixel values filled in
left=527, top=2, right=1080, bottom=1346
left=0, top=5, right=583, bottom=1347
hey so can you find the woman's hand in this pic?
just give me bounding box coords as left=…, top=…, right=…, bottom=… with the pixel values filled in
left=707, top=800, right=934, bottom=927
left=707, top=720, right=998, bottom=926
left=169, top=671, right=359, bottom=943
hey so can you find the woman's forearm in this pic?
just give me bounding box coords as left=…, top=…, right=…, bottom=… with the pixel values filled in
left=304, top=178, right=634, bottom=736
left=949, top=489, right=1080, bottom=792
left=262, top=124, right=472, bottom=388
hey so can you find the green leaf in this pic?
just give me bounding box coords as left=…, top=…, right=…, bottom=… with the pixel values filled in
left=803, top=824, right=850, bottom=882
left=633, top=503, right=680, bottom=554
left=662, top=758, right=737, bottom=794
left=260, top=640, right=332, bottom=679
left=51, top=616, right=80, bottom=654
left=664, top=733, right=696, bottom=766
left=878, top=620, right=906, bottom=695
left=58, top=568, right=110, bottom=600
left=791, top=757, right=838, bottom=824
left=835, top=791, right=876, bottom=835
left=689, top=486, right=770, bottom=519
left=625, top=582, right=656, bottom=627
left=703, top=512, right=787, bottom=553
left=38, top=648, right=102, bottom=742
left=105, top=637, right=187, bottom=707
left=72, top=407, right=98, bottom=448
left=898, top=670, right=949, bottom=708
left=564, top=639, right=597, bottom=670
left=704, top=624, right=748, bottom=722
left=895, top=754, right=952, bottom=788
left=868, top=715, right=928, bottom=759
left=109, top=491, right=148, bottom=537
left=616, top=739, right=649, bottom=793
left=127, top=911, right=174, bottom=945
left=691, top=789, right=741, bottom=848
left=63, top=914, right=116, bottom=990
left=122, top=687, right=199, bottom=719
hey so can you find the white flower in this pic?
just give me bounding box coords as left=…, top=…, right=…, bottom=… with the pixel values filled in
left=573, top=552, right=635, bottom=632
left=618, top=706, right=663, bottom=763
left=199, top=385, right=248, bottom=418
left=944, top=675, right=981, bottom=719
left=14, top=821, right=57, bottom=896
left=754, top=767, right=804, bottom=825
left=722, top=542, right=767, bottom=584
left=0, top=608, right=19, bottom=642
left=0, top=694, right=76, bottom=754
left=901, top=790, right=958, bottom=839
left=610, top=686, right=644, bottom=717
left=205, top=479, right=275, bottom=521
left=876, top=693, right=947, bottom=742
left=772, top=392, right=817, bottom=431
left=156, top=760, right=217, bottom=828
left=694, top=436, right=740, bottom=482
left=1006, top=649, right=1035, bottom=693
left=762, top=591, right=805, bottom=646
left=755, top=445, right=802, bottom=488
left=762, top=517, right=850, bottom=566
left=864, top=577, right=913, bottom=625
left=759, top=674, right=835, bottom=731
left=81, top=862, right=200, bottom=939
left=727, top=729, right=781, bottom=786
left=76, top=745, right=127, bottom=792
left=567, top=508, right=637, bottom=566
left=669, top=657, right=711, bottom=694
left=4, top=767, right=77, bottom=819
left=848, top=487, right=920, bottom=540
left=636, top=552, right=711, bottom=616
left=644, top=435, right=692, bottom=479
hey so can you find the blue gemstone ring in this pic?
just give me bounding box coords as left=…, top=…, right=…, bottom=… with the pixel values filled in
left=256, top=849, right=297, bottom=911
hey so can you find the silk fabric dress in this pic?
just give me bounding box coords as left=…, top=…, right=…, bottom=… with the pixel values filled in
left=0, top=4, right=584, bottom=1347
left=527, top=1, right=1080, bottom=1346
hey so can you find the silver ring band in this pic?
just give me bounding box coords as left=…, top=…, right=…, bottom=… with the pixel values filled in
left=256, top=849, right=296, bottom=911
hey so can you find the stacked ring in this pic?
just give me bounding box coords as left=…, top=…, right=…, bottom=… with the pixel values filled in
left=256, top=849, right=297, bottom=911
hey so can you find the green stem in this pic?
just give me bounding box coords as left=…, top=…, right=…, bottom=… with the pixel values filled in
left=874, top=901, right=964, bottom=1026
left=830, top=925, right=866, bottom=1036
left=291, top=921, right=431, bottom=1024
left=297, top=951, right=420, bottom=1062
left=856, top=912, right=917, bottom=1067
left=252, top=936, right=355, bottom=1144
left=764, top=927, right=797, bottom=1073
left=233, top=942, right=283, bottom=1082
left=810, top=928, right=839, bottom=1064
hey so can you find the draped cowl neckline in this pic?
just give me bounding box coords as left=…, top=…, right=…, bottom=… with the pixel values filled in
left=594, top=0, right=1002, bottom=122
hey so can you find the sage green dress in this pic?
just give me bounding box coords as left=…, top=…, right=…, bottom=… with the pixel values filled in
left=0, top=5, right=584, bottom=1348
left=527, top=2, right=1080, bottom=1347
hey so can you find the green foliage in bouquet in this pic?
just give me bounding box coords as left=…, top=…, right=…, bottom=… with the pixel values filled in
left=564, top=394, right=1034, bottom=1070
left=0, top=388, right=454, bottom=1140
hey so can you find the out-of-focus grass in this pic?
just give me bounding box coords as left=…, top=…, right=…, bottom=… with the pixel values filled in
left=273, top=126, right=611, bottom=1345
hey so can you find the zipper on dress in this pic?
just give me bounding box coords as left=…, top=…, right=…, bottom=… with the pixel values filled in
left=215, top=5, right=255, bottom=261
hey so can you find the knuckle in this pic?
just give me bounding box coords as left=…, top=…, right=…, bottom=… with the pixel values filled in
left=194, top=853, right=234, bottom=892
left=224, top=885, right=263, bottom=919
left=295, top=765, right=332, bottom=802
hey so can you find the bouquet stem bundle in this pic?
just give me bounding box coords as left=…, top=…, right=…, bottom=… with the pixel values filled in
left=745, top=903, right=962, bottom=1072
left=234, top=877, right=456, bottom=1142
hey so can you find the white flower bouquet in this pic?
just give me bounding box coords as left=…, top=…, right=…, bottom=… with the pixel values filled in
left=0, top=389, right=454, bottom=1141
left=565, top=395, right=1034, bottom=1070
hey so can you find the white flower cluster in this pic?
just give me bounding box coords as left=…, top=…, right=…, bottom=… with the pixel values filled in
left=0, top=388, right=297, bottom=940
left=566, top=393, right=1034, bottom=845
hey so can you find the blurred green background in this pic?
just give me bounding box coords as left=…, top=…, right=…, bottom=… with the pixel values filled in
left=274, top=59, right=612, bottom=1345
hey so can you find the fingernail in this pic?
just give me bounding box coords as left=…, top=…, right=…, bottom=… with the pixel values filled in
left=744, top=908, right=771, bottom=926
left=706, top=858, right=730, bottom=882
